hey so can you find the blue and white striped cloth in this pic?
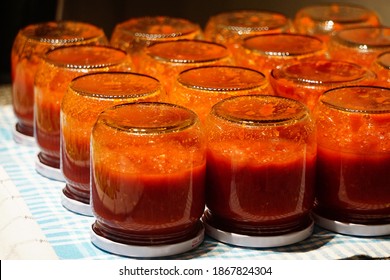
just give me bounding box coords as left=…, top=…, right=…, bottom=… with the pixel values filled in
left=1, top=105, right=389, bottom=260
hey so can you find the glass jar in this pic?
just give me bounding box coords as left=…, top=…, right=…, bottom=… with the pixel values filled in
left=137, top=39, right=234, bottom=94
left=234, top=33, right=327, bottom=77
left=11, top=21, right=107, bottom=144
left=90, top=102, right=206, bottom=257
left=60, top=72, right=165, bottom=216
left=204, top=10, right=292, bottom=51
left=370, top=51, right=390, bottom=86
left=294, top=3, right=380, bottom=42
left=171, top=65, right=270, bottom=123
left=34, top=45, right=133, bottom=181
left=203, top=95, right=316, bottom=247
left=110, top=16, right=203, bottom=70
left=328, top=27, right=390, bottom=68
left=270, top=60, right=376, bottom=110
left=314, top=86, right=390, bottom=236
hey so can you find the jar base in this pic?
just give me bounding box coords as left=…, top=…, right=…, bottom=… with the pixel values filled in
left=312, top=212, right=390, bottom=237
left=61, top=189, right=93, bottom=216
left=13, top=124, right=35, bottom=146
left=90, top=221, right=204, bottom=258
left=35, top=154, right=64, bottom=182
left=202, top=214, right=314, bottom=248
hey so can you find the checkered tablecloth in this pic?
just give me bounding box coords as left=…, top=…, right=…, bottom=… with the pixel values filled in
left=1, top=104, right=389, bottom=260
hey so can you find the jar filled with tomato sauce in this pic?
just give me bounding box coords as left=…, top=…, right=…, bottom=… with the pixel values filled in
left=11, top=21, right=107, bottom=145
left=328, top=27, right=390, bottom=68
left=60, top=72, right=165, bottom=216
left=270, top=60, right=376, bottom=111
left=110, top=16, right=203, bottom=70
left=293, top=3, right=380, bottom=43
left=204, top=10, right=292, bottom=51
left=314, top=86, right=390, bottom=236
left=34, top=45, right=133, bottom=181
left=171, top=65, right=270, bottom=123
left=370, top=51, right=390, bottom=86
left=234, top=33, right=327, bottom=77
left=137, top=39, right=234, bottom=95
left=90, top=102, right=206, bottom=257
left=203, top=95, right=316, bottom=248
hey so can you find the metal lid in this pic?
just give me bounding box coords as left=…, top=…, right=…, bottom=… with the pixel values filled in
left=61, top=190, right=93, bottom=217
left=35, top=155, right=65, bottom=182
left=202, top=217, right=314, bottom=248
left=313, top=212, right=390, bottom=237
left=90, top=222, right=204, bottom=258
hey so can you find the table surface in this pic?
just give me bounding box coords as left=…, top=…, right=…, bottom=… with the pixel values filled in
left=1, top=85, right=389, bottom=260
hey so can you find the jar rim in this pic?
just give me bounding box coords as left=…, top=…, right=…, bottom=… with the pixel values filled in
left=270, top=60, right=374, bottom=85
left=333, top=27, right=390, bottom=50
left=115, top=16, right=200, bottom=39
left=177, top=65, right=267, bottom=92
left=243, top=33, right=324, bottom=57
left=211, top=10, right=289, bottom=32
left=69, top=72, right=161, bottom=100
left=296, top=3, right=374, bottom=24
left=211, top=95, right=309, bottom=126
left=98, top=102, right=198, bottom=134
left=320, top=85, right=390, bottom=114
left=146, top=39, right=231, bottom=64
left=43, top=45, right=128, bottom=69
left=20, top=21, right=105, bottom=44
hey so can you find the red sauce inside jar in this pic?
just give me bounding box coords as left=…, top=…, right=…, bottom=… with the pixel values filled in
left=138, top=40, right=233, bottom=94
left=173, top=66, right=269, bottom=122
left=329, top=27, right=390, bottom=67
left=90, top=102, right=206, bottom=245
left=293, top=4, right=380, bottom=42
left=91, top=163, right=206, bottom=244
left=270, top=60, right=375, bottom=110
left=11, top=21, right=107, bottom=136
left=315, top=86, right=390, bottom=224
left=61, top=72, right=163, bottom=204
left=12, top=60, right=36, bottom=135
left=315, top=147, right=390, bottom=223
left=204, top=95, right=316, bottom=235
left=205, top=140, right=316, bottom=235
left=204, top=10, right=291, bottom=48
left=235, top=33, right=326, bottom=76
left=111, top=16, right=202, bottom=70
left=34, top=45, right=131, bottom=168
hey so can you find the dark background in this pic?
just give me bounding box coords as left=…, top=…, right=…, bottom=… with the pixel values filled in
left=1, top=0, right=389, bottom=85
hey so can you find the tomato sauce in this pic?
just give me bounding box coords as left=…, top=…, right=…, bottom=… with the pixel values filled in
left=34, top=45, right=132, bottom=168
left=11, top=21, right=107, bottom=136
left=314, top=86, right=390, bottom=224
left=328, top=27, right=390, bottom=67
left=206, top=140, right=316, bottom=234
left=204, top=95, right=316, bottom=235
left=270, top=60, right=376, bottom=110
left=137, top=39, right=233, bottom=94
left=110, top=16, right=202, bottom=70
left=90, top=102, right=206, bottom=245
left=61, top=72, right=164, bottom=204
